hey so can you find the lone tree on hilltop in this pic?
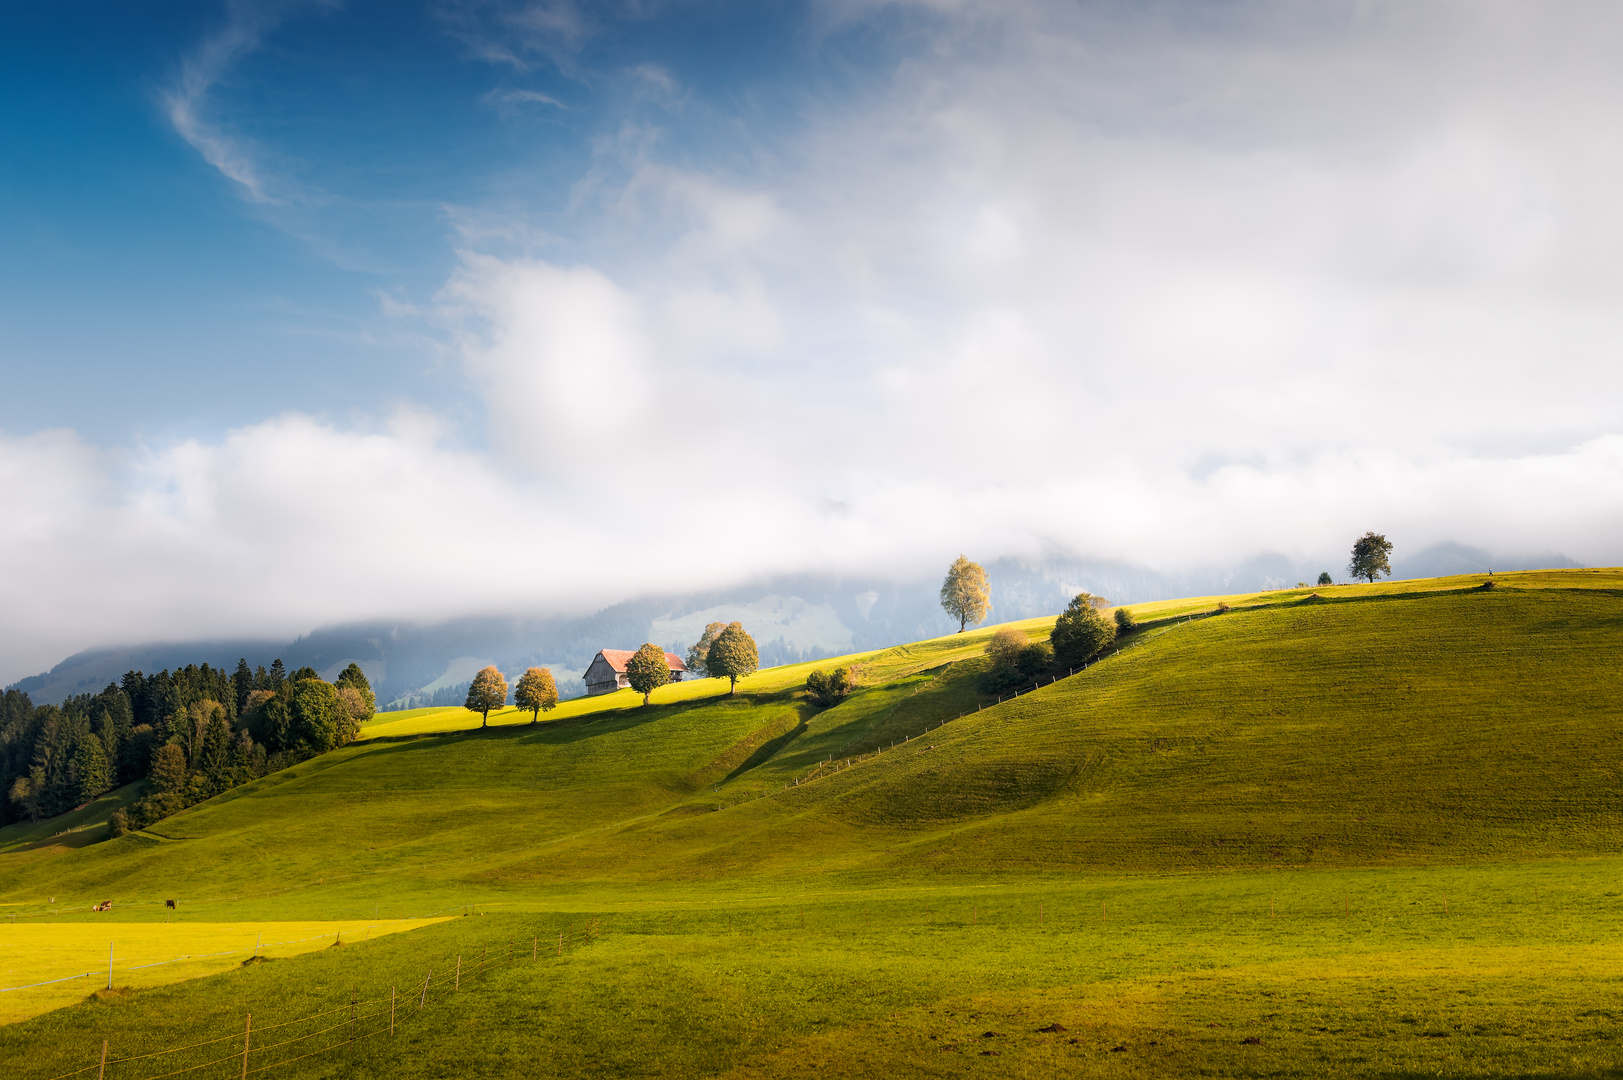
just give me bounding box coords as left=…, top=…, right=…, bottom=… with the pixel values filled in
left=940, top=555, right=991, bottom=632
left=1317, top=571, right=1333, bottom=586
left=1348, top=532, right=1394, bottom=584
left=706, top=622, right=759, bottom=696
left=1050, top=592, right=1117, bottom=669
left=625, top=645, right=671, bottom=706
left=514, top=667, right=559, bottom=722
left=685, top=622, right=728, bottom=678
left=464, top=666, right=509, bottom=728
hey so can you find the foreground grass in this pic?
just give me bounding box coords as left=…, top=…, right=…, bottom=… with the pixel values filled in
left=7, top=861, right=1621, bottom=1078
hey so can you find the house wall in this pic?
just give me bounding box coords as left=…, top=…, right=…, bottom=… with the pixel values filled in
left=583, top=655, right=621, bottom=696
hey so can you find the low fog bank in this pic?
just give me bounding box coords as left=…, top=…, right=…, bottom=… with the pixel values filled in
left=8, top=542, right=1574, bottom=709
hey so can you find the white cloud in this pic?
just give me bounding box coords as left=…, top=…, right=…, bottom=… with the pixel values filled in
left=8, top=1, right=1623, bottom=681
left=163, top=1, right=299, bottom=203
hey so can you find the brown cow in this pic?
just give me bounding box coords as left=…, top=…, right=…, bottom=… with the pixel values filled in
left=93, top=900, right=113, bottom=912
left=165, top=900, right=176, bottom=910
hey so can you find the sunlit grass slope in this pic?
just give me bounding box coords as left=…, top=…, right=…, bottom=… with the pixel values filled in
left=3, top=569, right=1622, bottom=1077
left=1, top=571, right=1619, bottom=913
left=0, top=917, right=448, bottom=1024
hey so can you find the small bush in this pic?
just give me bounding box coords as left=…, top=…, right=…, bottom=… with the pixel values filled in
left=1113, top=608, right=1136, bottom=633
left=979, top=664, right=1027, bottom=694
left=1016, top=642, right=1052, bottom=678
left=108, top=809, right=129, bottom=838
left=985, top=627, right=1028, bottom=670
left=805, top=667, right=855, bottom=707
left=1215, top=601, right=1231, bottom=613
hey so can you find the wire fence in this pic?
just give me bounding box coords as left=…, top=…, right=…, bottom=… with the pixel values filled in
left=36, top=919, right=601, bottom=1080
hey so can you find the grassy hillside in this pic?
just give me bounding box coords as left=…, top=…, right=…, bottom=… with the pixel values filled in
left=3, top=569, right=1621, bottom=1077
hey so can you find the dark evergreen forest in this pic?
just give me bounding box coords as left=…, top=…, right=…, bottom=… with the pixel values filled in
left=0, top=659, right=374, bottom=831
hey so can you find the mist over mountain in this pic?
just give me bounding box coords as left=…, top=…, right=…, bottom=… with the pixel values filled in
left=7, top=544, right=1575, bottom=709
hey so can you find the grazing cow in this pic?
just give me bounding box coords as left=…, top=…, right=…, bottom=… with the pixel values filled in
left=165, top=899, right=176, bottom=910
left=93, top=900, right=113, bottom=912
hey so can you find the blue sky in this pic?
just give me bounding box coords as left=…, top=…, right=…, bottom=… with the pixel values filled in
left=4, top=1, right=1623, bottom=681
left=1, top=0, right=856, bottom=442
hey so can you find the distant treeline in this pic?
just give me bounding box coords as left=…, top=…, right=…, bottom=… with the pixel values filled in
left=383, top=680, right=473, bottom=712
left=1, top=658, right=375, bottom=831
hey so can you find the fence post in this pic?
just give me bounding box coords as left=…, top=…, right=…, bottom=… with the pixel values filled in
left=533, top=936, right=537, bottom=959
left=419, top=967, right=432, bottom=1009
left=240, top=1014, right=251, bottom=1080
left=98, top=1040, right=108, bottom=1080
left=349, top=988, right=356, bottom=1046
left=390, top=986, right=396, bottom=1036
left=455, top=955, right=461, bottom=990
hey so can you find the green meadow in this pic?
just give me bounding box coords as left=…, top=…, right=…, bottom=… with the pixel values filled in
left=3, top=569, right=1621, bottom=1077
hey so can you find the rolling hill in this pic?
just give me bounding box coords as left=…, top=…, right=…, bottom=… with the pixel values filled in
left=2, top=568, right=1620, bottom=1078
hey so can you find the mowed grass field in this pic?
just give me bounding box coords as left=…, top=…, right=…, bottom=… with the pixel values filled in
left=1, top=569, right=1620, bottom=1077
left=0, top=918, right=449, bottom=1024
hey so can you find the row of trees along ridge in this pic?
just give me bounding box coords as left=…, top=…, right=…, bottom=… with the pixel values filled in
left=1, top=659, right=376, bottom=831
left=459, top=622, right=762, bottom=722
left=462, top=665, right=561, bottom=727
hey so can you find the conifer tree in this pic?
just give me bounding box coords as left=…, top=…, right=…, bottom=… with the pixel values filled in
left=269, top=659, right=286, bottom=689
left=334, top=663, right=376, bottom=719
left=706, top=623, right=759, bottom=696
left=940, top=555, right=992, bottom=632
left=514, top=667, right=559, bottom=722
left=464, top=666, right=509, bottom=728
left=625, top=645, right=671, bottom=705
left=74, top=735, right=110, bottom=805
left=232, top=659, right=254, bottom=714
left=148, top=744, right=188, bottom=796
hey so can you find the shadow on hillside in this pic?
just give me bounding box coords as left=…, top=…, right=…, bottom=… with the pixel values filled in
left=723, top=715, right=810, bottom=784
left=0, top=822, right=110, bottom=854
left=1131, top=581, right=1527, bottom=634
left=356, top=689, right=801, bottom=758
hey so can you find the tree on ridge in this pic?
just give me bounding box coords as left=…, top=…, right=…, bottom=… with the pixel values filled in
left=940, top=555, right=991, bottom=632
left=625, top=645, right=671, bottom=706
left=706, top=623, right=758, bottom=697
left=465, top=666, right=509, bottom=728
left=1348, top=532, right=1394, bottom=584
left=1050, top=592, right=1117, bottom=669
left=686, top=622, right=728, bottom=678
left=515, top=667, right=559, bottom=722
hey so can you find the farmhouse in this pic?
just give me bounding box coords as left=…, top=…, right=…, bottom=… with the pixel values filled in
left=583, top=649, right=687, bottom=696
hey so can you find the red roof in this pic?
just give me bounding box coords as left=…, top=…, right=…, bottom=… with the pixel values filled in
left=595, top=649, right=686, bottom=673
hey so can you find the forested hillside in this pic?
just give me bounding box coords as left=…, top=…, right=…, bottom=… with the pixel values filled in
left=1, top=659, right=375, bottom=830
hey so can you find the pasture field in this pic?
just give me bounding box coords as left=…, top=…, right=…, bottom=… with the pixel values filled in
left=1, top=569, right=1620, bottom=1076
left=6, top=865, right=1622, bottom=1078
left=0, top=918, right=450, bottom=1025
